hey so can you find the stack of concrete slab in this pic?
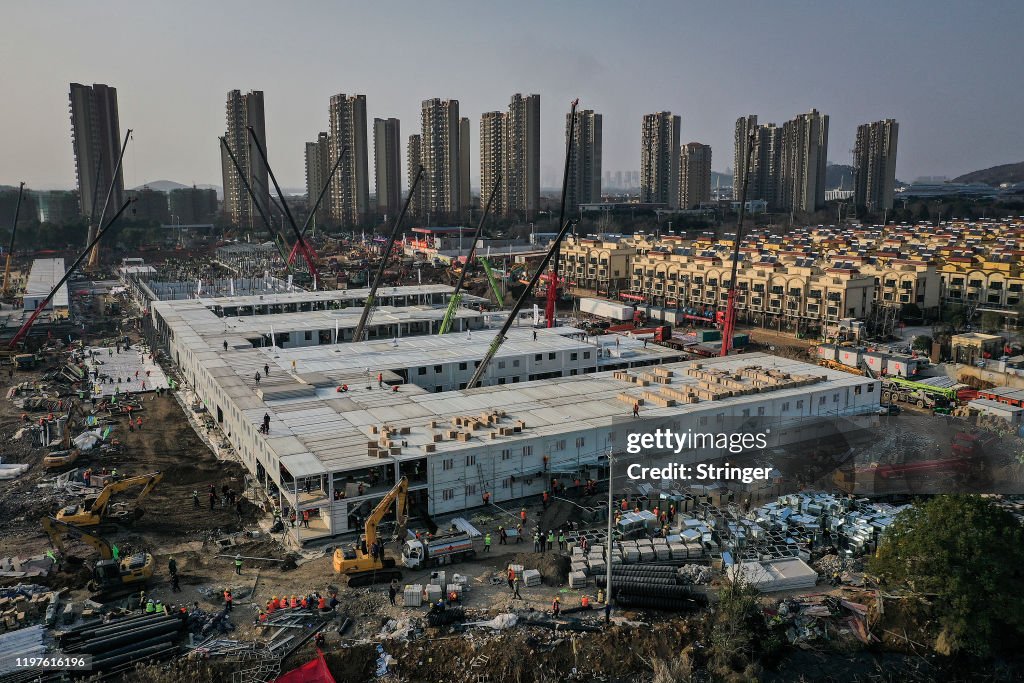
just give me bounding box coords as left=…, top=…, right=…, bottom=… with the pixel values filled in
left=568, top=571, right=588, bottom=588
left=404, top=584, right=423, bottom=607
left=727, top=557, right=818, bottom=592
left=522, top=569, right=542, bottom=588
left=446, top=584, right=463, bottom=600
left=425, top=584, right=442, bottom=604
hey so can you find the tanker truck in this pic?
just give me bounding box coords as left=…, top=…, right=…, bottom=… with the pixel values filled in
left=402, top=520, right=482, bottom=569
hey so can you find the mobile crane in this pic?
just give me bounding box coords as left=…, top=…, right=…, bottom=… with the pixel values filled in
left=332, top=477, right=409, bottom=586
left=2, top=181, right=24, bottom=297
left=41, top=516, right=154, bottom=599
left=56, top=471, right=164, bottom=530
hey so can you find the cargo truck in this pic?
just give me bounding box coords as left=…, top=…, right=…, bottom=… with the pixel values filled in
left=402, top=524, right=482, bottom=569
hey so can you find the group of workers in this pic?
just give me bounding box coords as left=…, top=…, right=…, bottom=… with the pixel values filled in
left=256, top=590, right=339, bottom=624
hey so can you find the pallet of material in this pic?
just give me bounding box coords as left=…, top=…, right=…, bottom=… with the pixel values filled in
left=617, top=393, right=642, bottom=406
left=651, top=367, right=674, bottom=378
left=641, top=391, right=675, bottom=407
left=568, top=571, right=588, bottom=588
left=522, top=569, right=542, bottom=587
left=404, top=584, right=423, bottom=607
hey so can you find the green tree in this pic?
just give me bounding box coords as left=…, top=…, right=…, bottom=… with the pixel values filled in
left=900, top=302, right=923, bottom=320
left=980, top=311, right=1003, bottom=332
left=870, top=495, right=1024, bottom=656
left=911, top=335, right=932, bottom=352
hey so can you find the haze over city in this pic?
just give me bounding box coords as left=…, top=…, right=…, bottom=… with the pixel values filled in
left=2, top=0, right=1023, bottom=190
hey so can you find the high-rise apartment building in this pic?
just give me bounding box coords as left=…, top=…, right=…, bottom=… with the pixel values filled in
left=734, top=111, right=828, bottom=213
left=566, top=110, right=602, bottom=212
left=679, top=143, right=712, bottom=209
left=459, top=117, right=471, bottom=214
left=779, top=109, right=829, bottom=213
left=304, top=132, right=331, bottom=225
left=641, top=112, right=681, bottom=207
left=733, top=115, right=757, bottom=201
left=407, top=134, right=425, bottom=217
left=220, top=89, right=269, bottom=228
left=327, top=94, right=370, bottom=225
left=505, top=93, right=541, bottom=217
left=479, top=111, right=507, bottom=215
left=169, top=187, right=218, bottom=224
left=373, top=118, right=402, bottom=218
left=854, top=119, right=899, bottom=211
left=420, top=99, right=462, bottom=219
left=69, top=83, right=123, bottom=222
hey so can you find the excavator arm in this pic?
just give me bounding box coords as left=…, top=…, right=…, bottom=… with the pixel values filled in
left=41, top=516, right=113, bottom=560
left=363, top=477, right=409, bottom=549
left=76, top=471, right=163, bottom=521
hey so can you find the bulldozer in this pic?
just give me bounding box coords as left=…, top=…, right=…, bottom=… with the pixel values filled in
left=56, top=471, right=164, bottom=530
left=41, top=516, right=153, bottom=600
left=332, top=477, right=409, bottom=586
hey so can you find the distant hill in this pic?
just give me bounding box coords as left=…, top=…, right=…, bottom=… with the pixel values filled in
left=826, top=164, right=854, bottom=191
left=953, top=162, right=1024, bottom=186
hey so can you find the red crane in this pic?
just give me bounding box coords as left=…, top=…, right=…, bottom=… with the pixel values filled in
left=8, top=198, right=133, bottom=349
left=720, top=128, right=756, bottom=357
left=545, top=98, right=579, bottom=328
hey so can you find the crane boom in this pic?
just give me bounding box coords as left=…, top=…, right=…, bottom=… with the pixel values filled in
left=352, top=167, right=424, bottom=342
left=479, top=257, right=504, bottom=305
left=545, top=98, right=579, bottom=328
left=219, top=136, right=292, bottom=265
left=437, top=172, right=502, bottom=335
left=2, top=182, right=25, bottom=294
left=246, top=127, right=320, bottom=285
left=720, top=128, right=756, bottom=357
left=8, top=198, right=132, bottom=349
left=285, top=146, right=349, bottom=267
left=87, top=130, right=131, bottom=269
left=467, top=217, right=576, bottom=389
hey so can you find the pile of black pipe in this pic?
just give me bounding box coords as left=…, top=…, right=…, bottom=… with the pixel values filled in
left=57, top=613, right=185, bottom=673
left=593, top=564, right=705, bottom=609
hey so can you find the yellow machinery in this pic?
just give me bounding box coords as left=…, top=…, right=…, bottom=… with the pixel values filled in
left=332, top=477, right=409, bottom=586
left=41, top=516, right=153, bottom=597
left=56, top=471, right=164, bottom=529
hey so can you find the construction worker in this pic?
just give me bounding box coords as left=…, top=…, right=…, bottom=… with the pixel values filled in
left=145, top=599, right=155, bottom=614
left=533, top=531, right=541, bottom=553
left=542, top=490, right=549, bottom=509
left=257, top=610, right=268, bottom=625
left=482, top=491, right=491, bottom=505
left=633, top=401, right=639, bottom=418
left=512, top=575, right=522, bottom=599
left=266, top=599, right=276, bottom=615
left=581, top=595, right=590, bottom=609
left=301, top=595, right=309, bottom=609
left=290, top=595, right=298, bottom=609
left=483, top=532, right=492, bottom=552
left=223, top=589, right=233, bottom=612
left=138, top=590, right=147, bottom=609
left=520, top=508, right=527, bottom=524
left=170, top=573, right=181, bottom=593
left=507, top=566, right=515, bottom=588
left=314, top=631, right=326, bottom=649
left=604, top=602, right=612, bottom=625
left=235, top=554, right=243, bottom=575
left=193, top=490, right=200, bottom=508
left=377, top=372, right=383, bottom=388
left=271, top=595, right=281, bottom=611
left=317, top=594, right=327, bottom=612
left=168, top=558, right=177, bottom=577
left=516, top=524, right=524, bottom=543
left=154, top=599, right=163, bottom=614
left=552, top=596, right=560, bottom=617
left=302, top=510, right=310, bottom=528
left=136, top=417, right=142, bottom=431
left=389, top=579, right=399, bottom=606
left=547, top=530, right=555, bottom=552
left=558, top=530, right=566, bottom=551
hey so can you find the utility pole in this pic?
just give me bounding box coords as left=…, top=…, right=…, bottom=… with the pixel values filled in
left=605, top=447, right=614, bottom=607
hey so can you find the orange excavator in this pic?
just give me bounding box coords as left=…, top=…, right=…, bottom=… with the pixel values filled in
left=332, top=477, right=408, bottom=586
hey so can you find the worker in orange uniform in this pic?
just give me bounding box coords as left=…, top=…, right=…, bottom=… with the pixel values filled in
left=317, top=594, right=327, bottom=612
left=552, top=596, right=561, bottom=617
left=223, top=589, right=233, bottom=612
left=482, top=491, right=491, bottom=505
left=301, top=596, right=309, bottom=609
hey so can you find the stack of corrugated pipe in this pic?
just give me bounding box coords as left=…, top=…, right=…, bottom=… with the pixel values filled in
left=57, top=613, right=185, bottom=674
left=595, top=564, right=707, bottom=611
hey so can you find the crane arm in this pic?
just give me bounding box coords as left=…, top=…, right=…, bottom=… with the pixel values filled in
left=9, top=197, right=133, bottom=349
left=466, top=217, right=576, bottom=389
left=219, top=136, right=292, bottom=266
left=2, top=182, right=25, bottom=294
left=353, top=168, right=424, bottom=342
left=41, top=516, right=113, bottom=560
left=246, top=127, right=320, bottom=284
left=545, top=99, right=579, bottom=328
left=362, top=477, right=409, bottom=549
left=437, top=172, right=502, bottom=335
left=479, top=257, right=504, bottom=305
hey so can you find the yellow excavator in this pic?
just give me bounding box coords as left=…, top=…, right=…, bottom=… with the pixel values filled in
left=41, top=516, right=154, bottom=599
left=332, top=477, right=409, bottom=586
left=56, top=471, right=164, bottom=530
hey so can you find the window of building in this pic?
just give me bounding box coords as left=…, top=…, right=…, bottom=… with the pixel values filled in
left=458, top=362, right=467, bottom=371
left=819, top=396, right=826, bottom=405
left=304, top=331, right=313, bottom=341
left=434, top=365, right=442, bottom=374
left=570, top=353, right=578, bottom=361
left=417, top=367, right=426, bottom=375
left=575, top=437, right=585, bottom=448
left=548, top=353, right=556, bottom=360
left=465, top=454, right=476, bottom=466
left=502, top=477, right=511, bottom=489
left=513, top=359, right=520, bottom=367
left=501, top=448, right=511, bottom=460
left=797, top=400, right=804, bottom=409
left=498, top=360, right=505, bottom=369
left=523, top=446, right=533, bottom=457
left=535, top=354, right=542, bottom=361
left=742, top=408, right=750, bottom=417
left=782, top=401, right=790, bottom=411
left=442, top=488, right=454, bottom=501
left=442, top=458, right=454, bottom=470
left=757, top=406, right=765, bottom=416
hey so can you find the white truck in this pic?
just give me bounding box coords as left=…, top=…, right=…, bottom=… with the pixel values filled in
left=579, top=297, right=634, bottom=321
left=402, top=519, right=483, bottom=569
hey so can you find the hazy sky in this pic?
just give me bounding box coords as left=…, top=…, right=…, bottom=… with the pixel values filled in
left=3, top=0, right=1023, bottom=191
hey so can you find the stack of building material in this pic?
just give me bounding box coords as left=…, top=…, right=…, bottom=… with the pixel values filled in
left=727, top=557, right=818, bottom=592
left=403, top=584, right=422, bottom=607
left=57, top=613, right=185, bottom=674
left=424, top=585, right=442, bottom=604
left=0, top=624, right=47, bottom=676
left=522, top=569, right=542, bottom=588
